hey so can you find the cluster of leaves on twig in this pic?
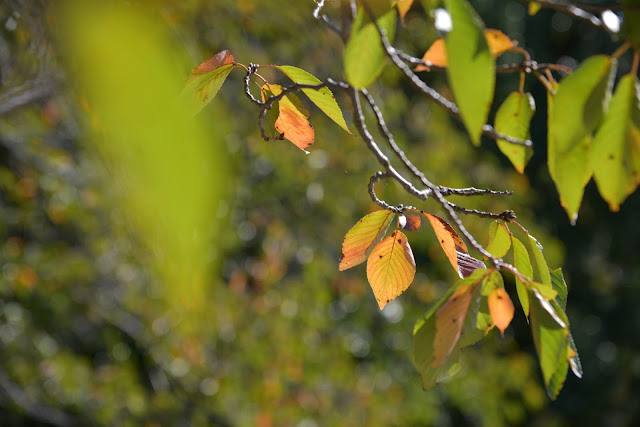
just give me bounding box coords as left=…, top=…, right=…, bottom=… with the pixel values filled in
left=184, top=0, right=640, bottom=399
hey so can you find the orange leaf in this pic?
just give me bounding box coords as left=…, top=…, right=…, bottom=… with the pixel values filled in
left=399, top=213, right=421, bottom=231
left=432, top=283, right=478, bottom=367
left=339, top=210, right=395, bottom=271
left=423, top=213, right=468, bottom=277
left=191, top=50, right=234, bottom=75
left=415, top=29, right=516, bottom=72
left=262, top=84, right=315, bottom=151
left=396, top=0, right=415, bottom=22
left=488, top=287, right=515, bottom=336
left=366, top=230, right=416, bottom=309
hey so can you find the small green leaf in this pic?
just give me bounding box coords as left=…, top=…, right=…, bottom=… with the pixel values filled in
left=485, top=221, right=511, bottom=259
left=592, top=73, right=640, bottom=211
left=277, top=65, right=352, bottom=134
left=444, top=0, right=495, bottom=144
left=344, top=6, right=397, bottom=88
left=183, top=64, right=234, bottom=114
left=495, top=92, right=535, bottom=173
left=511, top=236, right=532, bottom=317
left=548, top=55, right=615, bottom=223
left=529, top=289, right=569, bottom=399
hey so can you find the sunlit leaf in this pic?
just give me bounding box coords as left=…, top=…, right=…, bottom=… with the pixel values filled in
left=265, top=84, right=315, bottom=151
left=456, top=251, right=487, bottom=278
left=433, top=283, right=476, bottom=367
left=423, top=213, right=468, bottom=277
left=183, top=63, right=234, bottom=114
left=592, top=73, right=640, bottom=211
left=366, top=230, right=416, bottom=309
left=568, top=334, right=583, bottom=378
left=550, top=267, right=568, bottom=310
left=489, top=287, right=514, bottom=336
left=529, top=288, right=569, bottom=399
left=260, top=86, right=283, bottom=139
left=528, top=1, right=542, bottom=15
left=415, top=29, right=516, bottom=71
left=344, top=5, right=397, bottom=88
left=444, top=0, right=495, bottom=144
left=485, top=221, right=511, bottom=259
left=525, top=233, right=551, bottom=287
left=511, top=236, right=532, bottom=317
left=339, top=210, right=395, bottom=271
left=495, top=92, right=535, bottom=173
left=277, top=65, right=352, bottom=134
left=548, top=55, right=615, bottom=223
left=399, top=213, right=421, bottom=231
left=191, top=49, right=234, bottom=75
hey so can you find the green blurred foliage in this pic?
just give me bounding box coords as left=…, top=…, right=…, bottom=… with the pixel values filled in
left=0, top=0, right=638, bottom=426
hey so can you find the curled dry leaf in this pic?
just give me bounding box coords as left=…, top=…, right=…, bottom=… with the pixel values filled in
left=366, top=230, right=416, bottom=309
left=414, top=29, right=516, bottom=72
left=191, top=50, right=234, bottom=75
left=488, top=288, right=515, bottom=336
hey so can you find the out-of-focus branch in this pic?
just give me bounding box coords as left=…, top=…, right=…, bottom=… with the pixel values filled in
left=517, top=0, right=605, bottom=28
left=0, top=76, right=55, bottom=116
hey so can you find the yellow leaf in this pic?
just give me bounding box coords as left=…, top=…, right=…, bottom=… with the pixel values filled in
left=396, top=0, right=415, bottom=21
left=339, top=210, right=395, bottom=271
left=366, top=230, right=416, bottom=309
left=488, top=288, right=515, bottom=336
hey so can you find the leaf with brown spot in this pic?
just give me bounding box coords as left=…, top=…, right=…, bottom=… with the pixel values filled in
left=488, top=287, right=514, bottom=336
left=423, top=213, right=468, bottom=277
left=191, top=50, right=234, bottom=75
left=366, top=231, right=416, bottom=309
left=414, top=29, right=516, bottom=72
left=339, top=210, right=395, bottom=271
left=399, top=214, right=421, bottom=231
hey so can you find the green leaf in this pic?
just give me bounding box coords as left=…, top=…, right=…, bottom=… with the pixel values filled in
left=343, top=5, right=397, bottom=89
left=511, top=236, right=532, bottom=317
left=183, top=63, right=234, bottom=114
left=548, top=55, right=615, bottom=224
left=277, top=65, right=352, bottom=134
left=485, top=221, right=511, bottom=259
left=260, top=87, right=282, bottom=139
left=529, top=289, right=569, bottom=399
left=550, top=267, right=568, bottom=310
left=592, top=73, right=640, bottom=211
left=444, top=0, right=495, bottom=145
left=525, top=233, right=551, bottom=287
left=495, top=92, right=535, bottom=173
left=339, top=210, right=395, bottom=271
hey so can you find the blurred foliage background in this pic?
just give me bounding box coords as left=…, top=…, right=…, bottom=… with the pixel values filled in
left=0, top=0, right=639, bottom=425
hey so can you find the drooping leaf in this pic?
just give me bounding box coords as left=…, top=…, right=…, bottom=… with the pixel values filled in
left=592, top=73, right=640, bottom=211
left=511, top=236, right=532, bottom=317
left=548, top=55, right=615, bottom=223
left=444, top=0, right=495, bottom=144
left=191, top=50, right=234, bottom=75
left=260, top=86, right=282, bottom=139
left=395, top=0, right=415, bottom=21
left=344, top=5, right=397, bottom=88
left=495, top=92, right=535, bottom=173
left=568, top=333, right=583, bottom=378
left=277, top=65, right=351, bottom=134
left=456, top=251, right=487, bottom=278
left=183, top=63, right=234, bottom=115
left=550, top=267, right=568, bottom=310
left=415, top=29, right=516, bottom=71
left=458, top=270, right=493, bottom=346
left=399, top=213, right=421, bottom=231
left=265, top=84, right=315, bottom=151
left=525, top=233, right=551, bottom=287
left=413, top=269, right=487, bottom=388
left=366, top=230, right=416, bottom=309
left=339, top=210, right=395, bottom=271
left=485, top=221, right=511, bottom=259
left=489, top=287, right=514, bottom=336
left=423, top=213, right=468, bottom=277
left=529, top=288, right=570, bottom=399
left=432, top=283, right=477, bottom=367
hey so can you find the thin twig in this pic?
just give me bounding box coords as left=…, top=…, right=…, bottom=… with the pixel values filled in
left=518, top=0, right=604, bottom=29
left=369, top=171, right=403, bottom=212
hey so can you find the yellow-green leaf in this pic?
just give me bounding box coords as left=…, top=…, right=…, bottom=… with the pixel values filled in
left=548, top=55, right=615, bottom=223
left=495, top=92, right=535, bottom=173
left=183, top=63, right=234, bottom=115
left=344, top=5, right=397, bottom=88
left=444, top=0, right=495, bottom=144
left=592, top=73, right=640, bottom=211
left=277, top=65, right=352, bottom=134
left=366, top=230, right=416, bottom=309
left=339, top=210, right=395, bottom=271
left=511, top=236, right=532, bottom=317
left=485, top=221, right=511, bottom=259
